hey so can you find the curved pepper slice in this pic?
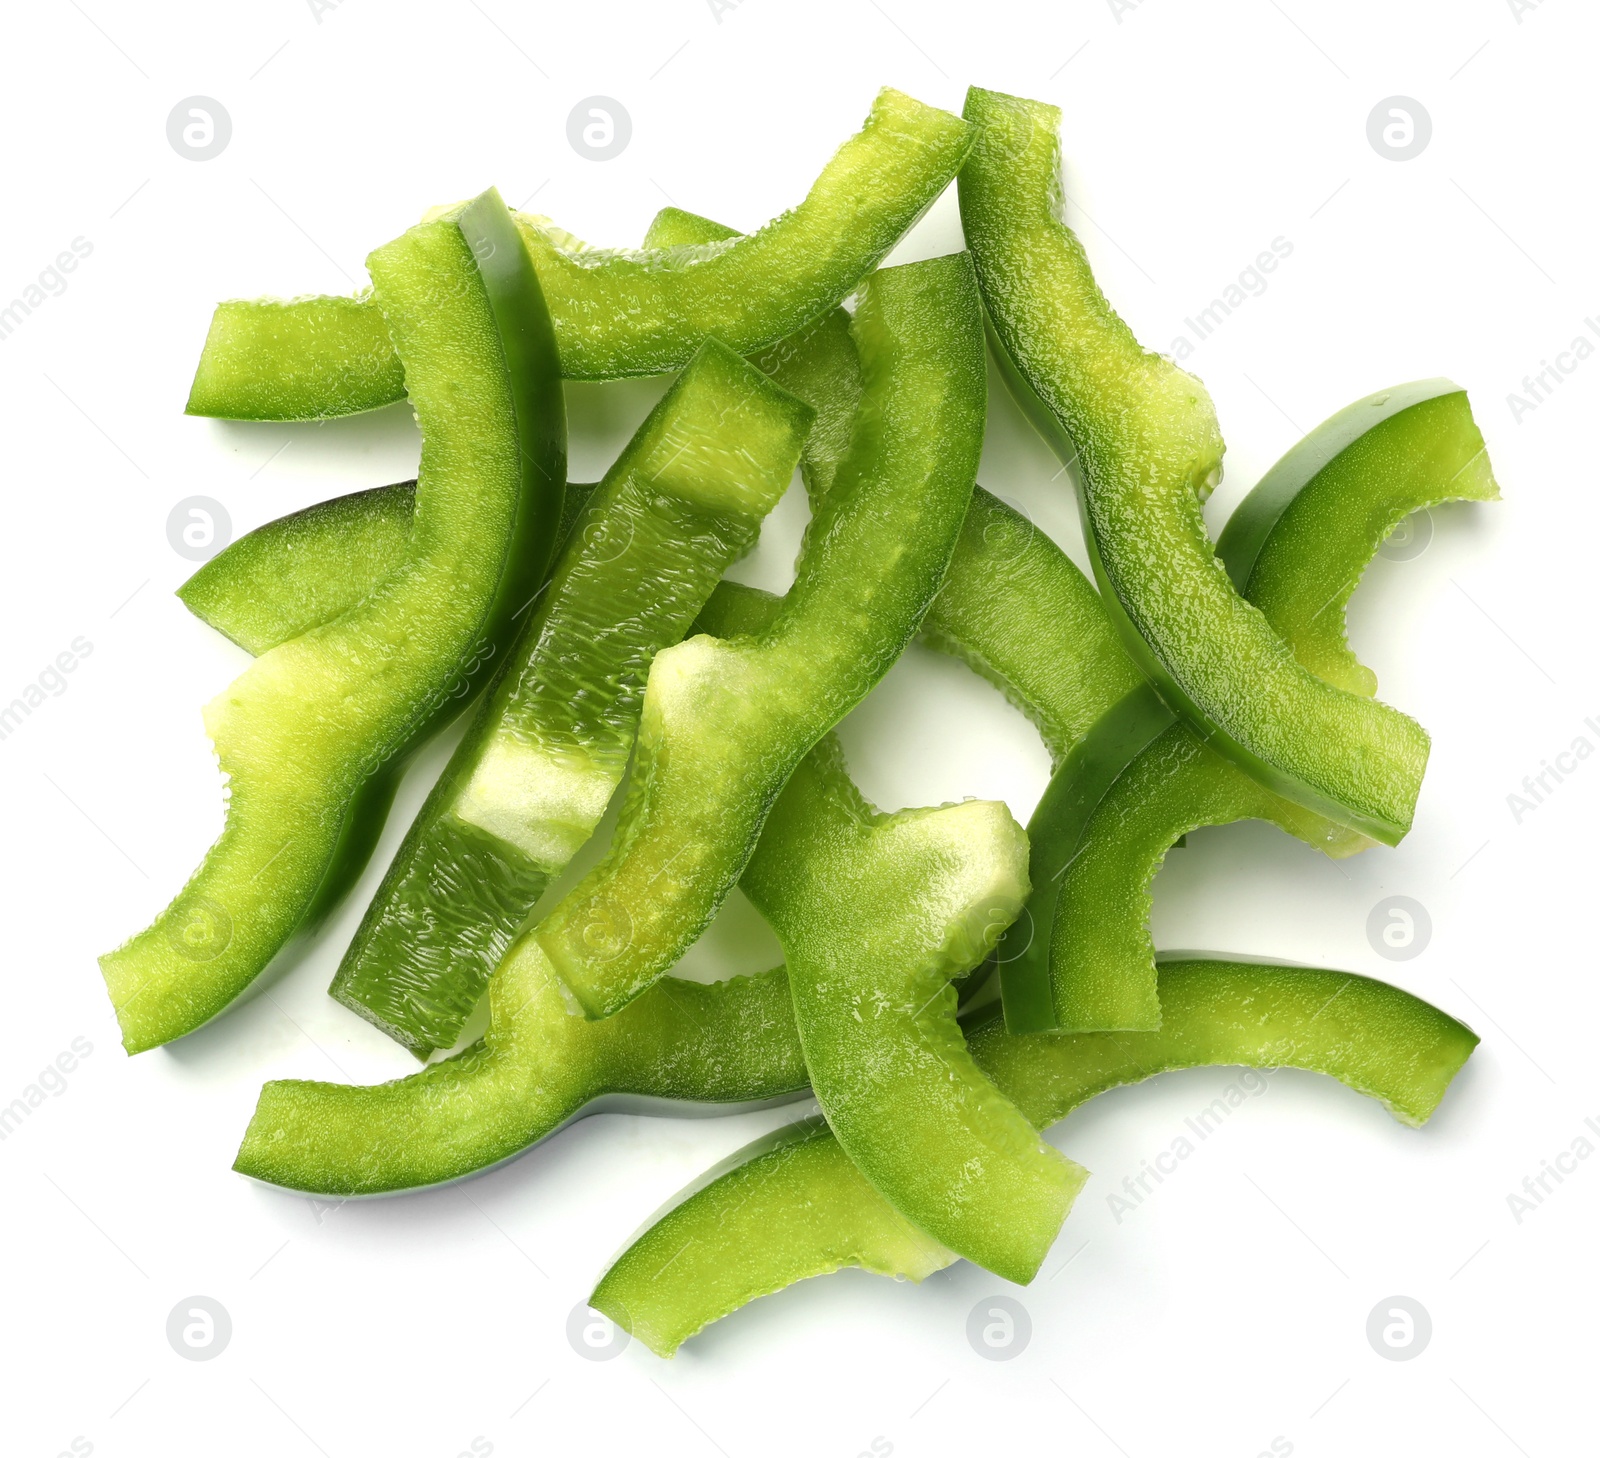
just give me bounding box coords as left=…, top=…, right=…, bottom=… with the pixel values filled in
left=99, top=189, right=566, bottom=1053
left=177, top=481, right=419, bottom=655
left=537, top=252, right=987, bottom=1019
left=1216, top=378, right=1499, bottom=696
left=185, top=89, right=971, bottom=418
left=1036, top=379, right=1498, bottom=1032
left=236, top=957, right=807, bottom=1195
left=590, top=958, right=1479, bottom=1355
left=329, top=342, right=811, bottom=1055
left=958, top=86, right=1429, bottom=847
left=742, top=733, right=1083, bottom=1284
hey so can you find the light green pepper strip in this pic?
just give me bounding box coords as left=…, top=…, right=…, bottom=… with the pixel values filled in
left=591, top=958, right=1479, bottom=1356
left=185, top=89, right=972, bottom=418
left=178, top=482, right=421, bottom=656
left=958, top=86, right=1429, bottom=847
left=1216, top=378, right=1499, bottom=696
left=1040, top=379, right=1498, bottom=1032
left=328, top=343, right=811, bottom=1056
left=741, top=733, right=1083, bottom=1284
left=177, top=480, right=603, bottom=659
left=100, top=190, right=567, bottom=1053
left=537, top=252, right=988, bottom=1019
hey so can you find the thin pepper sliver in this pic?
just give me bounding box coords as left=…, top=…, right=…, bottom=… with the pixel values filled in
left=589, top=959, right=1479, bottom=1357
left=958, top=86, right=1430, bottom=847
left=184, top=89, right=972, bottom=418
left=99, top=189, right=566, bottom=1053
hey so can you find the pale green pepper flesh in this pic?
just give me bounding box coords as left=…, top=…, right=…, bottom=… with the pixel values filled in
left=537, top=253, right=988, bottom=1019
left=101, top=190, right=566, bottom=1053
left=958, top=86, right=1429, bottom=846
left=1216, top=379, right=1499, bottom=696
left=591, top=959, right=1479, bottom=1356
left=742, top=732, right=1083, bottom=1284
left=177, top=482, right=419, bottom=656
left=186, top=89, right=971, bottom=418
left=329, top=342, right=810, bottom=1055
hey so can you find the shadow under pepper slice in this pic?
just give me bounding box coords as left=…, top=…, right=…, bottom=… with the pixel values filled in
left=537, top=252, right=988, bottom=1020
left=589, top=959, right=1479, bottom=1357
left=958, top=85, right=1430, bottom=847
left=185, top=88, right=972, bottom=418
left=99, top=189, right=566, bottom=1053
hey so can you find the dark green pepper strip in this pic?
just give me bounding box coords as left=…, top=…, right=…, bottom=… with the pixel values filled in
left=186, top=90, right=971, bottom=418
left=100, top=190, right=566, bottom=1053
left=537, top=253, right=987, bottom=1019
left=1037, top=379, right=1497, bottom=1032
left=1216, top=378, right=1499, bottom=696
left=329, top=343, right=811, bottom=1055
left=590, top=958, right=1479, bottom=1356
left=1048, top=726, right=1366, bottom=1030
left=959, top=87, right=1429, bottom=847
left=741, top=733, right=1083, bottom=1284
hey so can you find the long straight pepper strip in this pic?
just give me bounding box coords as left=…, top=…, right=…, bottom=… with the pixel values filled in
left=100, top=190, right=567, bottom=1053
left=1018, top=378, right=1499, bottom=1033
left=537, top=252, right=989, bottom=1019
left=328, top=343, right=812, bottom=1055
left=184, top=89, right=973, bottom=418
left=958, top=87, right=1431, bottom=848
left=591, top=960, right=1479, bottom=1357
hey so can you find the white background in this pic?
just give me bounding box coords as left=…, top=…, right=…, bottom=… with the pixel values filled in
left=0, top=1, right=1591, bottom=1454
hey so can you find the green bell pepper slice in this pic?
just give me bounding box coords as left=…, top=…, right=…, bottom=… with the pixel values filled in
left=178, top=481, right=420, bottom=656
left=1216, top=377, right=1499, bottom=696
left=1029, top=378, right=1498, bottom=1033
left=185, top=89, right=972, bottom=418
left=99, top=189, right=566, bottom=1053
left=328, top=342, right=810, bottom=1055
left=591, top=957, right=1479, bottom=1356
left=741, top=733, right=1083, bottom=1284
left=235, top=587, right=1057, bottom=1204
left=537, top=251, right=988, bottom=1019
left=958, top=86, right=1429, bottom=847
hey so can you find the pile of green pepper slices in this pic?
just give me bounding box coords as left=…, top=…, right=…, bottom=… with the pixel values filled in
left=103, top=85, right=1492, bottom=1354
